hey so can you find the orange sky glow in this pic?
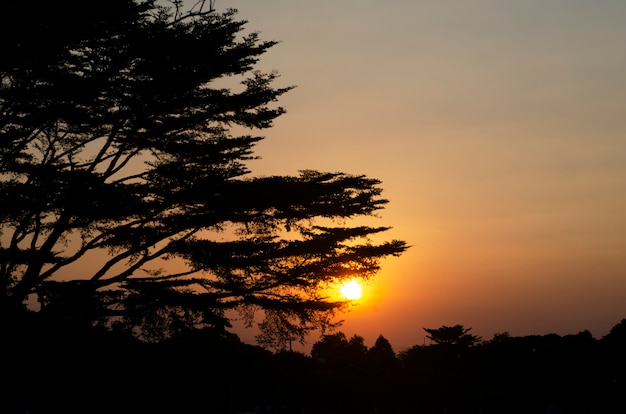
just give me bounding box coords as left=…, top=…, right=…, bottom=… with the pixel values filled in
left=181, top=0, right=626, bottom=352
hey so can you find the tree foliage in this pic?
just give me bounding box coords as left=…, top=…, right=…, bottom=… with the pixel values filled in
left=7, top=319, right=626, bottom=413
left=603, top=318, right=626, bottom=344
left=424, top=324, right=482, bottom=347
left=0, top=0, right=407, bottom=341
left=311, top=332, right=368, bottom=369
left=367, top=334, right=396, bottom=366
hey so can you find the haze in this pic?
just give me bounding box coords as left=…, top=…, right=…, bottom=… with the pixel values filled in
left=203, top=0, right=626, bottom=350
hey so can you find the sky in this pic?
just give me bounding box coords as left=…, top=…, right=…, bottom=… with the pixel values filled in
left=200, top=0, right=626, bottom=351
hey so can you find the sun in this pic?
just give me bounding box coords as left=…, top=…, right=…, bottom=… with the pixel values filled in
left=339, top=279, right=363, bottom=301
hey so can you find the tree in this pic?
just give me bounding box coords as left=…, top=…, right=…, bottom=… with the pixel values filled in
left=366, top=334, right=396, bottom=367
left=311, top=332, right=367, bottom=368
left=0, top=0, right=407, bottom=342
left=364, top=335, right=399, bottom=409
left=311, top=332, right=347, bottom=358
left=603, top=319, right=626, bottom=345
left=424, top=325, right=481, bottom=347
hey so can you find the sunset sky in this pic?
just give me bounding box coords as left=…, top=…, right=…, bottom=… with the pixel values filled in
left=206, top=0, right=626, bottom=351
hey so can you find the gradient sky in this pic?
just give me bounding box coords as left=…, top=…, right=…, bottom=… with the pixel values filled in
left=201, top=0, right=626, bottom=351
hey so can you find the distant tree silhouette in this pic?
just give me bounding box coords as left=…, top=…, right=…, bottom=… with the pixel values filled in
left=488, top=331, right=511, bottom=345
left=601, top=318, right=626, bottom=408
left=346, top=333, right=368, bottom=359
left=311, top=332, right=367, bottom=369
left=366, top=334, right=396, bottom=368
left=310, top=332, right=369, bottom=412
left=0, top=0, right=407, bottom=341
left=311, top=332, right=349, bottom=361
left=424, top=324, right=481, bottom=347
left=364, top=335, right=399, bottom=410
left=603, top=318, right=626, bottom=345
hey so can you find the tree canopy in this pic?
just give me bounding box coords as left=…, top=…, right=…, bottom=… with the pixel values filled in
left=0, top=0, right=407, bottom=342
left=423, top=325, right=482, bottom=347
left=311, top=331, right=368, bottom=370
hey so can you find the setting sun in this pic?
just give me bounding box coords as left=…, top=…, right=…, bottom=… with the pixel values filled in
left=339, top=279, right=363, bottom=301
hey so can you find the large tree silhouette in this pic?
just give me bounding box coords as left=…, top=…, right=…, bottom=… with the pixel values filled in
left=0, top=0, right=406, bottom=341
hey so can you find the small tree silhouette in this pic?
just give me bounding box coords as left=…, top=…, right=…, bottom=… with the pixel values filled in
left=424, top=325, right=481, bottom=347
left=311, top=332, right=367, bottom=368
left=367, top=334, right=396, bottom=367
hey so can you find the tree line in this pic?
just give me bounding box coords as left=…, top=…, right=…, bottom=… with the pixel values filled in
left=6, top=317, right=626, bottom=413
